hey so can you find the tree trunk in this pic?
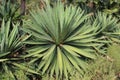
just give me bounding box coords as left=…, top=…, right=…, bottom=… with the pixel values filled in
left=21, top=0, right=26, bottom=15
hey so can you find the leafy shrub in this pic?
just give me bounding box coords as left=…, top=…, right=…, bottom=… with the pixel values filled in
left=70, top=57, right=116, bottom=80
left=53, top=0, right=120, bottom=18
left=107, top=43, right=120, bottom=73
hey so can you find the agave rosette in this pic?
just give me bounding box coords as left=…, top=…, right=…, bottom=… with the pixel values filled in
left=23, top=2, right=98, bottom=79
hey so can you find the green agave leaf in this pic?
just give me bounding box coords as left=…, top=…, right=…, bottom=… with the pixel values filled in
left=110, top=37, right=120, bottom=43
left=37, top=45, right=55, bottom=72
left=26, top=46, right=48, bottom=52
left=0, top=52, right=10, bottom=57
left=63, top=45, right=88, bottom=70
left=3, top=64, right=16, bottom=79
left=24, top=47, right=48, bottom=58
left=66, top=33, right=94, bottom=41
left=28, top=58, right=40, bottom=64
left=12, top=63, right=39, bottom=75
left=23, top=40, right=47, bottom=45
left=64, top=50, right=83, bottom=73
left=62, top=52, right=73, bottom=79
left=50, top=60, right=56, bottom=78
left=62, top=45, right=80, bottom=57
left=8, top=24, right=18, bottom=48
left=0, top=59, right=8, bottom=62
left=57, top=47, right=63, bottom=76
left=5, top=19, right=11, bottom=45
left=0, top=19, right=5, bottom=52
left=42, top=45, right=55, bottom=59
left=42, top=45, right=55, bottom=74
left=63, top=45, right=96, bottom=59
left=55, top=59, right=59, bottom=80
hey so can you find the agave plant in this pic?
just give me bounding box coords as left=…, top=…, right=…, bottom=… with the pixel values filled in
left=23, top=2, right=99, bottom=79
left=0, top=0, right=21, bottom=22
left=87, top=12, right=120, bottom=55
left=93, top=12, right=120, bottom=43
left=0, top=19, right=37, bottom=79
left=0, top=19, right=26, bottom=58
